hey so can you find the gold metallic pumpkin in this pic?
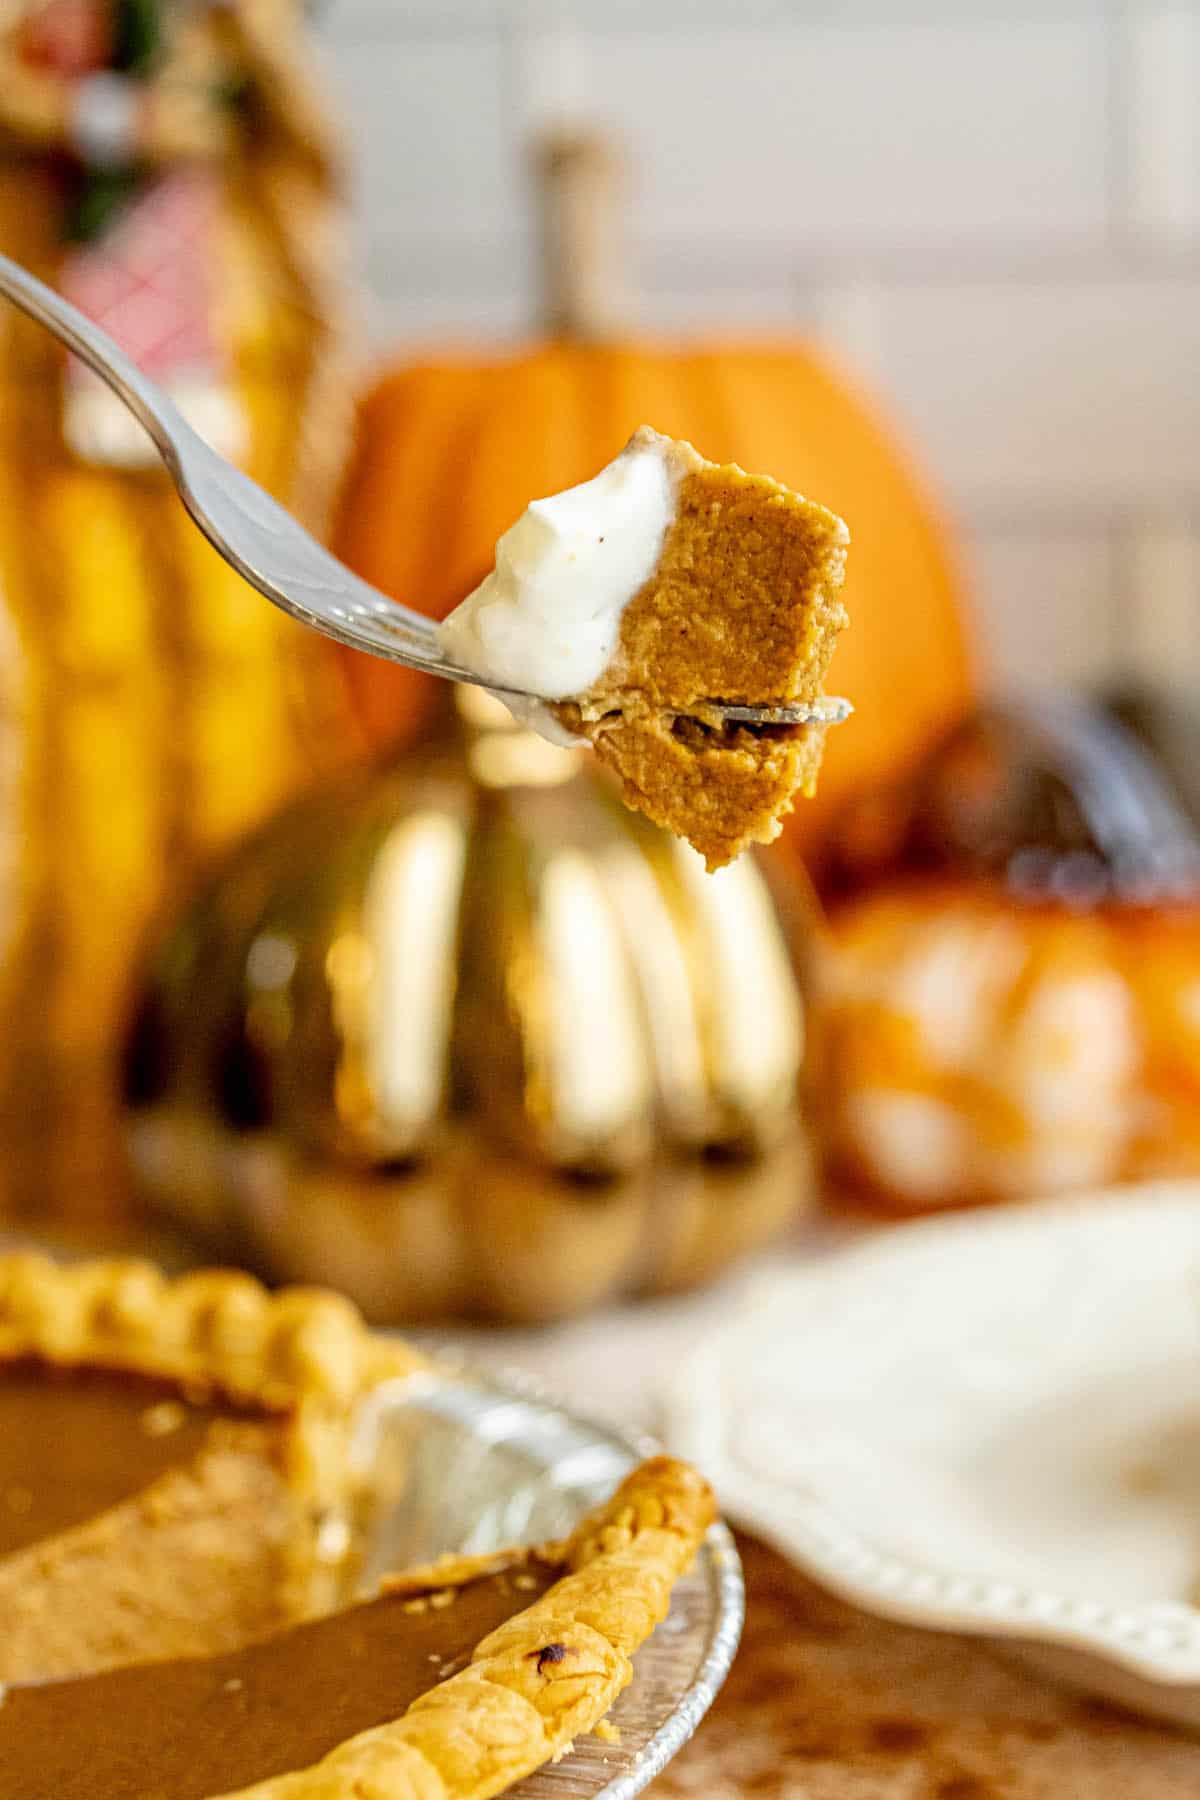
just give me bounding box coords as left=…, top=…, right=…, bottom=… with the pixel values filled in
left=124, top=689, right=821, bottom=1323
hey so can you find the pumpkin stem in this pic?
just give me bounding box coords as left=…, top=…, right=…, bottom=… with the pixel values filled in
left=535, top=129, right=628, bottom=341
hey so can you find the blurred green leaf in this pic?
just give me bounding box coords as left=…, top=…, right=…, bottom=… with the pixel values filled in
left=113, top=0, right=164, bottom=76
left=63, top=168, right=143, bottom=244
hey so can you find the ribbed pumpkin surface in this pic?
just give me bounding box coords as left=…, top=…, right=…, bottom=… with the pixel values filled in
left=125, top=692, right=821, bottom=1323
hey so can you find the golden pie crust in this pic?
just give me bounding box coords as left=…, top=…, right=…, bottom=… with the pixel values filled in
left=0, top=1253, right=717, bottom=1799
left=0, top=1251, right=416, bottom=1403
left=554, top=426, right=850, bottom=870
left=216, top=1456, right=715, bottom=1800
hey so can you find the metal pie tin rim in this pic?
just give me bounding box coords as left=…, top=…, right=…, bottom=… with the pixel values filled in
left=394, top=1353, right=744, bottom=1799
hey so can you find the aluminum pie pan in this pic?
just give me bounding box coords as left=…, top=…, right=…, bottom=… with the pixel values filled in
left=355, top=1361, right=743, bottom=1800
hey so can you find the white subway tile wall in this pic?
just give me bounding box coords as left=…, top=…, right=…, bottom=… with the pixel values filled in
left=319, top=1, right=1200, bottom=694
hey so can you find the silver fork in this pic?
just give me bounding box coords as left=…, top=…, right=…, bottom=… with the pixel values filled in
left=0, top=251, right=849, bottom=730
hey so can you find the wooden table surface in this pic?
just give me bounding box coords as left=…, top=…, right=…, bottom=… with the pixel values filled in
left=649, top=1536, right=1200, bottom=1799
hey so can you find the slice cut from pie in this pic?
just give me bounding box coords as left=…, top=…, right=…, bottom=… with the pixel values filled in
left=0, top=1251, right=718, bottom=1799
left=553, top=430, right=850, bottom=870
left=0, top=1253, right=420, bottom=1680
left=439, top=426, right=851, bottom=871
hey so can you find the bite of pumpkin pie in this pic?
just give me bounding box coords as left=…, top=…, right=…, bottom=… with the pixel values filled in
left=438, top=426, right=850, bottom=870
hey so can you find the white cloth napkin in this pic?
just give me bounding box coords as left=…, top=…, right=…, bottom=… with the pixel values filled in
left=420, top=1211, right=857, bottom=1439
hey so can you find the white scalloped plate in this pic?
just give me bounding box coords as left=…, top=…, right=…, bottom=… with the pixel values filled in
left=666, top=1183, right=1200, bottom=1727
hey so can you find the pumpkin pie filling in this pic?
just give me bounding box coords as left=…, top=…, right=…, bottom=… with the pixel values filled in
left=0, top=1361, right=268, bottom=1557
left=0, top=1256, right=424, bottom=1689
left=0, top=1443, right=312, bottom=1688
left=0, top=1559, right=559, bottom=1800
left=0, top=1357, right=306, bottom=1687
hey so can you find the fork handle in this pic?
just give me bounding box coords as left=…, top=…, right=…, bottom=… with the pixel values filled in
left=0, top=249, right=453, bottom=674
left=0, top=249, right=189, bottom=474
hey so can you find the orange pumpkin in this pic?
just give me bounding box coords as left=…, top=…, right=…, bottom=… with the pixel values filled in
left=826, top=884, right=1200, bottom=1209
left=332, top=134, right=974, bottom=856
left=823, top=701, right=1200, bottom=1211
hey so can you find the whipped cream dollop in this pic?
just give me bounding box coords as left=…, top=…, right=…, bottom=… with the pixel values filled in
left=438, top=435, right=675, bottom=739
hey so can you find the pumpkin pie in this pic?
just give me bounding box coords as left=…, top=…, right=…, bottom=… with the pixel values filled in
left=0, top=1251, right=717, bottom=1798
left=439, top=426, right=850, bottom=871
left=552, top=430, right=849, bottom=870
